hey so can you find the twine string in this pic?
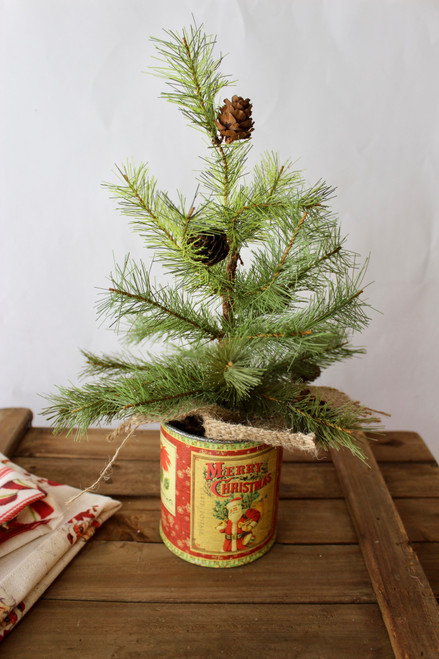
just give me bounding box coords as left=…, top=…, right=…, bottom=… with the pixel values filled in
left=66, top=416, right=146, bottom=505
left=67, top=387, right=385, bottom=501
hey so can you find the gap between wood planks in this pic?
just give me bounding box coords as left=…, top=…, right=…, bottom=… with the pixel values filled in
left=331, top=434, right=439, bottom=659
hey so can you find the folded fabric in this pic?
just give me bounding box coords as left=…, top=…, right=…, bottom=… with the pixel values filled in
left=0, top=463, right=63, bottom=557
left=0, top=464, right=47, bottom=524
left=0, top=453, right=121, bottom=641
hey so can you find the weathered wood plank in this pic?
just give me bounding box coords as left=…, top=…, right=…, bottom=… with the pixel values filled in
left=16, top=426, right=159, bottom=461
left=280, top=464, right=343, bottom=497
left=43, top=541, right=375, bottom=604
left=331, top=436, right=439, bottom=659
left=95, top=496, right=439, bottom=545
left=367, top=430, right=436, bottom=463
left=413, top=542, right=439, bottom=593
left=13, top=455, right=439, bottom=500
left=96, top=497, right=358, bottom=544
left=12, top=457, right=343, bottom=497
left=96, top=497, right=162, bottom=543
left=380, top=462, right=439, bottom=497
left=13, top=456, right=160, bottom=497
left=0, top=408, right=33, bottom=456
left=17, top=427, right=435, bottom=464
left=395, top=499, right=439, bottom=542
left=17, top=426, right=330, bottom=463
left=4, top=413, right=438, bottom=657
left=1, top=602, right=393, bottom=659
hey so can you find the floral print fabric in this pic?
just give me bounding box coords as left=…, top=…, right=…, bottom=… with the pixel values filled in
left=0, top=453, right=121, bottom=642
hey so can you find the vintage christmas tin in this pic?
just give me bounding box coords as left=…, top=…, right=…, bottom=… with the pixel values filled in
left=159, top=422, right=283, bottom=568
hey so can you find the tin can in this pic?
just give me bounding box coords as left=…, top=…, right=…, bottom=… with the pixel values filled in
left=159, top=422, right=283, bottom=568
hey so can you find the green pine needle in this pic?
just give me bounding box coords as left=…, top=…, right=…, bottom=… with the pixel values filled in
left=43, top=20, right=380, bottom=456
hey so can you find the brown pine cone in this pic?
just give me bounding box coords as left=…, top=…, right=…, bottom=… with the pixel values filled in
left=216, top=95, right=254, bottom=144
left=187, top=231, right=229, bottom=266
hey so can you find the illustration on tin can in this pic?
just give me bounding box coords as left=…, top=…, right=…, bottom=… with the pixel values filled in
left=191, top=447, right=278, bottom=556
left=215, top=496, right=261, bottom=552
left=159, top=424, right=282, bottom=567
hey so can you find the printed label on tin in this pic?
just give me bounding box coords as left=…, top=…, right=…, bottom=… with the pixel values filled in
left=160, top=432, right=177, bottom=516
left=190, top=446, right=278, bottom=555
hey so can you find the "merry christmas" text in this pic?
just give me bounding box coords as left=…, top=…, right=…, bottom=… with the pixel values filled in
left=205, top=461, right=272, bottom=497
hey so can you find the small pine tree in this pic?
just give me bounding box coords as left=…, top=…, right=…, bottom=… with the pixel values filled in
left=44, top=22, right=378, bottom=459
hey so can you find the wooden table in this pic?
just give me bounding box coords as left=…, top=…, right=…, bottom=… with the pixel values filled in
left=1, top=408, right=439, bottom=658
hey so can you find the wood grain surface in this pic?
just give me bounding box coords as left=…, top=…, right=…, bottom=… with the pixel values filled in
left=1, top=602, right=393, bottom=659
left=1, top=411, right=439, bottom=658
left=331, top=435, right=439, bottom=659
left=43, top=541, right=375, bottom=603
left=0, top=408, right=33, bottom=456
left=15, top=427, right=434, bottom=462
left=95, top=496, right=439, bottom=545
left=11, top=455, right=439, bottom=499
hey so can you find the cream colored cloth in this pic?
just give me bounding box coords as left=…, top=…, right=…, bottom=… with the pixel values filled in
left=0, top=453, right=121, bottom=641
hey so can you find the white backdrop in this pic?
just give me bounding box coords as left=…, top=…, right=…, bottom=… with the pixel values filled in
left=1, top=0, right=439, bottom=458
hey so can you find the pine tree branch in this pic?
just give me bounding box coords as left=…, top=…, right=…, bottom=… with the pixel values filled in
left=260, top=392, right=367, bottom=458
left=181, top=35, right=229, bottom=204
left=44, top=23, right=376, bottom=457
left=198, top=141, right=251, bottom=202
left=222, top=251, right=239, bottom=323
left=80, top=350, right=153, bottom=376
left=312, top=287, right=365, bottom=327
left=100, top=256, right=228, bottom=340
left=290, top=404, right=353, bottom=435
left=291, top=244, right=344, bottom=293
left=220, top=199, right=283, bottom=323
left=180, top=28, right=247, bottom=320
left=182, top=205, right=196, bottom=237
left=122, top=390, right=203, bottom=410
left=220, top=162, right=302, bottom=319
left=247, top=331, right=312, bottom=339
left=108, top=286, right=221, bottom=340
left=268, top=164, right=285, bottom=199
left=230, top=202, right=272, bottom=228
left=315, top=244, right=342, bottom=266
left=261, top=210, right=307, bottom=292
left=150, top=22, right=231, bottom=136
left=117, top=166, right=180, bottom=248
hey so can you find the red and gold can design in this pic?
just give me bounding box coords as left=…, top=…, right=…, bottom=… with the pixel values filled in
left=159, top=423, right=283, bottom=568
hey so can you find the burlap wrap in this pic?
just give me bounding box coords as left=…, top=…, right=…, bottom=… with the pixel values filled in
left=108, top=404, right=317, bottom=455
left=74, top=387, right=384, bottom=499
left=108, top=385, right=385, bottom=451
